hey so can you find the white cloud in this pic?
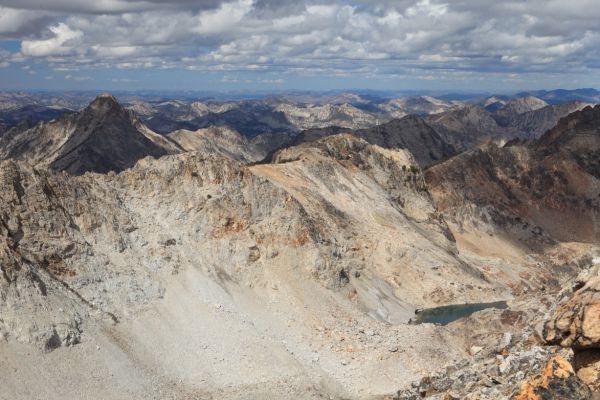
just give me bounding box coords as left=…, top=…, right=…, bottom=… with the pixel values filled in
left=21, top=65, right=36, bottom=74
left=1, top=0, right=600, bottom=80
left=193, top=0, right=254, bottom=35
left=0, top=48, right=15, bottom=67
left=21, top=23, right=83, bottom=57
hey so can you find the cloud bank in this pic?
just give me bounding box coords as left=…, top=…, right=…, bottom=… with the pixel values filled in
left=1, top=0, right=600, bottom=85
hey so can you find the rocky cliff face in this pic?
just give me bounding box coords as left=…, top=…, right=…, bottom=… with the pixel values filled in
left=352, top=115, right=456, bottom=167
left=536, top=104, right=600, bottom=175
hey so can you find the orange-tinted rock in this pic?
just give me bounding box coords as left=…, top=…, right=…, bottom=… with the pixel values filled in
left=514, top=355, right=592, bottom=400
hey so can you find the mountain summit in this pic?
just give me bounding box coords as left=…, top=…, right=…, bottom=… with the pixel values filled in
left=86, top=93, right=123, bottom=115
left=0, top=94, right=179, bottom=175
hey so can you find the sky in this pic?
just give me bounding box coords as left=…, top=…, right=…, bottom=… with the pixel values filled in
left=1, top=0, right=600, bottom=92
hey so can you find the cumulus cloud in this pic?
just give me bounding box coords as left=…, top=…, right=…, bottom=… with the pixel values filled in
left=1, top=0, right=600, bottom=80
left=21, top=23, right=83, bottom=57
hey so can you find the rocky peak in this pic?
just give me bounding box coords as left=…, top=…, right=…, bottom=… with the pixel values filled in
left=493, top=97, right=548, bottom=128
left=353, top=114, right=455, bottom=167
left=84, top=93, right=128, bottom=120
left=0, top=94, right=178, bottom=175
left=535, top=105, right=600, bottom=157
left=502, top=96, right=548, bottom=114
left=539, top=105, right=600, bottom=140
left=426, top=104, right=501, bottom=151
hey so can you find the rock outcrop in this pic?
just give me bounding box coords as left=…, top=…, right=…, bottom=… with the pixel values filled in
left=545, top=276, right=600, bottom=350
left=542, top=274, right=600, bottom=396
left=574, top=350, right=600, bottom=392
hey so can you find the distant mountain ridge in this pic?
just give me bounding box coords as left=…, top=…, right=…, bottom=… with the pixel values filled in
left=516, top=88, right=600, bottom=104
left=0, top=90, right=597, bottom=175
left=287, top=114, right=454, bottom=167
left=0, top=89, right=597, bottom=144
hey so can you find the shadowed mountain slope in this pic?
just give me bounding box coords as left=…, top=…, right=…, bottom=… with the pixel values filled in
left=0, top=94, right=180, bottom=175
left=426, top=105, right=600, bottom=253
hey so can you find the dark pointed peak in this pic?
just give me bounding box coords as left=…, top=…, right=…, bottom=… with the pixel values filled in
left=91, top=93, right=118, bottom=104
left=85, top=93, right=127, bottom=118
left=89, top=93, right=120, bottom=108
left=96, top=92, right=117, bottom=100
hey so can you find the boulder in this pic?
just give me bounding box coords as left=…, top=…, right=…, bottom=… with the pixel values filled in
left=544, top=276, right=600, bottom=350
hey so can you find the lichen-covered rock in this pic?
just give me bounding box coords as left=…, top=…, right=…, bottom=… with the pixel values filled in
left=514, top=355, right=592, bottom=400
left=544, top=276, right=600, bottom=350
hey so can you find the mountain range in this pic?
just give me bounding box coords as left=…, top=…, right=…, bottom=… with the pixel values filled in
left=1, top=90, right=600, bottom=399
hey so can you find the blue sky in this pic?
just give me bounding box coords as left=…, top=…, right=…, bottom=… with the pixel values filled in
left=1, top=0, right=600, bottom=92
